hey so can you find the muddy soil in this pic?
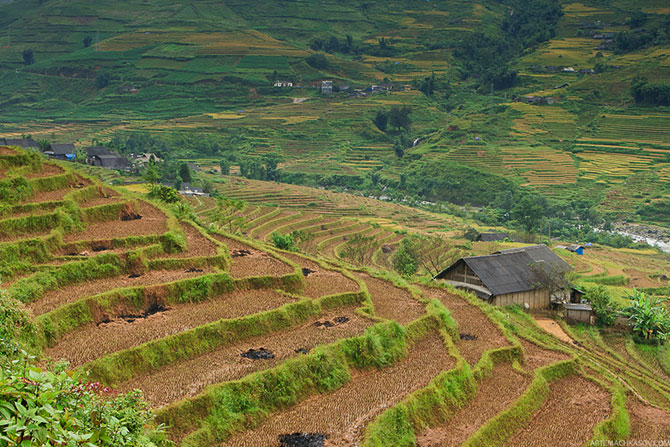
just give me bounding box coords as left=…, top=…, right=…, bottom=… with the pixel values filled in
left=282, top=253, right=359, bottom=299
left=119, top=308, right=373, bottom=407
left=63, top=200, right=167, bottom=242
left=419, top=286, right=508, bottom=365
left=46, top=289, right=297, bottom=367
left=29, top=268, right=215, bottom=316
left=357, top=273, right=425, bottom=325
left=417, top=364, right=531, bottom=447
left=222, top=331, right=454, bottom=447
left=502, top=375, right=610, bottom=447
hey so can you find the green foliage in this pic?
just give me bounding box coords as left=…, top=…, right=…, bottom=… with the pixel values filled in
left=373, top=110, right=388, bottom=132
left=584, top=285, right=618, bottom=327
left=22, top=49, right=34, bottom=65
left=305, top=53, right=329, bottom=70
left=179, top=163, right=192, bottom=184
left=0, top=288, right=33, bottom=357
left=388, top=105, right=412, bottom=131
left=631, top=78, right=670, bottom=106
left=339, top=233, right=379, bottom=266
left=464, top=227, right=479, bottom=242
left=622, top=290, right=670, bottom=342
left=340, top=322, right=408, bottom=369
left=393, top=239, right=418, bottom=277
left=0, top=176, right=33, bottom=203
left=0, top=353, right=169, bottom=447
left=212, top=197, right=246, bottom=233
left=271, top=231, right=295, bottom=251
left=95, top=71, right=111, bottom=89
left=148, top=184, right=180, bottom=203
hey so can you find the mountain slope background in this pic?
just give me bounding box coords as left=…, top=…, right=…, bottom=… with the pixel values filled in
left=0, top=0, right=669, bottom=231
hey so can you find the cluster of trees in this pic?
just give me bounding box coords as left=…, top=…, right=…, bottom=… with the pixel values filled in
left=615, top=15, right=670, bottom=53
left=373, top=105, right=412, bottom=133
left=455, top=0, right=562, bottom=90
left=306, top=53, right=329, bottom=70
left=310, top=35, right=358, bottom=54
left=631, top=77, right=670, bottom=106
left=239, top=153, right=281, bottom=181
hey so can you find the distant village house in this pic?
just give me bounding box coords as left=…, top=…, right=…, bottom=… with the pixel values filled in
left=45, top=143, right=76, bottom=161
left=1, top=138, right=40, bottom=149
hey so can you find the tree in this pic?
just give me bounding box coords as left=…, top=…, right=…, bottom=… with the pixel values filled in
left=511, top=195, right=546, bottom=233
left=584, top=285, right=618, bottom=327
left=393, top=139, right=404, bottom=158
left=339, top=234, right=379, bottom=266
left=143, top=162, right=160, bottom=184
left=393, top=238, right=418, bottom=276
left=419, top=72, right=436, bottom=96
left=373, top=110, right=388, bottom=132
left=388, top=105, right=412, bottom=131
left=306, top=53, right=329, bottom=70
left=179, top=163, right=192, bottom=184
left=174, top=174, right=183, bottom=191
left=213, top=197, right=246, bottom=233
left=219, top=159, right=230, bottom=176
left=464, top=227, right=480, bottom=242
left=96, top=71, right=111, bottom=89
left=395, top=234, right=462, bottom=277
left=83, top=35, right=93, bottom=48
left=22, top=49, right=34, bottom=65
left=272, top=70, right=278, bottom=84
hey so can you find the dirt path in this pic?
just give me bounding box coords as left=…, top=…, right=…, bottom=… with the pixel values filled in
left=535, top=318, right=574, bottom=343
left=222, top=331, right=454, bottom=447
left=282, top=253, right=359, bottom=298
left=119, top=307, right=374, bottom=407
left=419, top=286, right=509, bottom=365
left=417, top=364, right=531, bottom=447
left=356, top=273, right=425, bottom=325
left=64, top=200, right=167, bottom=242
left=46, top=289, right=297, bottom=367
left=502, top=375, right=610, bottom=447
left=28, top=268, right=215, bottom=316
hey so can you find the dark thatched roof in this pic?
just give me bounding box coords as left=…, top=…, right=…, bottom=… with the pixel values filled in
left=48, top=143, right=76, bottom=155
left=92, top=154, right=131, bottom=169
left=85, top=146, right=113, bottom=157
left=435, top=245, right=572, bottom=296
left=2, top=138, right=39, bottom=148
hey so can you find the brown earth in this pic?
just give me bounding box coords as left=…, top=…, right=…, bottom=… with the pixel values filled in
left=417, top=364, right=532, bottom=447
left=118, top=307, right=374, bottom=407
left=212, top=234, right=295, bottom=278
left=356, top=273, right=425, bottom=325
left=519, top=338, right=571, bottom=371
left=63, top=200, right=167, bottom=242
left=502, top=375, right=610, bottom=447
left=222, top=331, right=454, bottom=447
left=22, top=164, right=64, bottom=179
left=419, top=285, right=509, bottom=365
left=628, top=397, right=670, bottom=442
left=46, top=289, right=297, bottom=367
left=282, top=253, right=359, bottom=298
left=0, top=146, right=17, bottom=155
left=626, top=268, right=663, bottom=288
left=28, top=268, right=216, bottom=316
left=162, top=223, right=219, bottom=258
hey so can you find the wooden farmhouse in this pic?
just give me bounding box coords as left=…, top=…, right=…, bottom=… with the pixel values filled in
left=434, top=244, right=581, bottom=310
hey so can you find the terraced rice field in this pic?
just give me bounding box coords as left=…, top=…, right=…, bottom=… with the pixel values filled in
left=3, top=146, right=670, bottom=447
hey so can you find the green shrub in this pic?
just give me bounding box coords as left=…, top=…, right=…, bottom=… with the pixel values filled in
left=0, top=353, right=170, bottom=447
left=622, top=290, right=670, bottom=342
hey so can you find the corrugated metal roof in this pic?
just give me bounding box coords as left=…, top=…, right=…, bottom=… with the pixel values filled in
left=564, top=303, right=592, bottom=311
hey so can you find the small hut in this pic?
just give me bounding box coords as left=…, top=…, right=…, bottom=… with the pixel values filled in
left=564, top=303, right=594, bottom=325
